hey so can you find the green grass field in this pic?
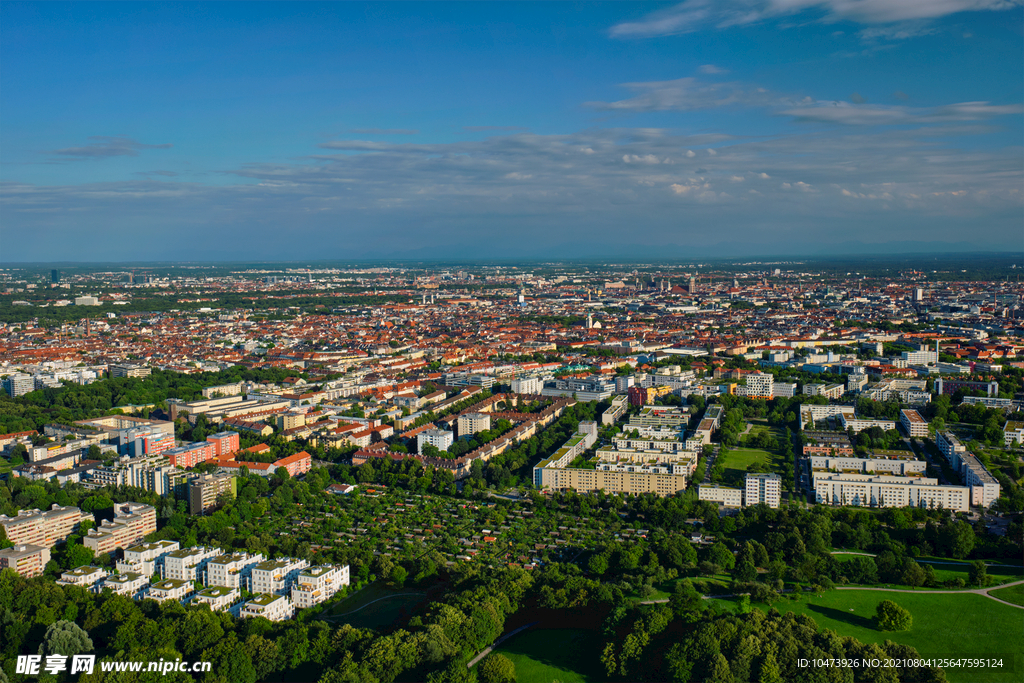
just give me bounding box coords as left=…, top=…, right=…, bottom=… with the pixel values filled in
left=324, top=582, right=426, bottom=629
left=494, top=628, right=606, bottom=683
left=712, top=590, right=1024, bottom=683
left=989, top=583, right=1024, bottom=607
left=832, top=553, right=1024, bottom=588
left=718, top=447, right=773, bottom=485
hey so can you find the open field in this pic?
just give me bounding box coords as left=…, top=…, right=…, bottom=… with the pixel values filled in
left=494, top=628, right=605, bottom=683
left=712, top=590, right=1024, bottom=683
left=989, top=583, right=1024, bottom=607
left=832, top=553, right=1024, bottom=588
left=324, top=582, right=427, bottom=629
left=718, top=447, right=772, bottom=485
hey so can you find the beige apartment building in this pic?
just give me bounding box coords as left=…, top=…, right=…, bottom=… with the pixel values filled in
left=0, top=544, right=51, bottom=577
left=83, top=503, right=156, bottom=555
left=0, top=504, right=83, bottom=547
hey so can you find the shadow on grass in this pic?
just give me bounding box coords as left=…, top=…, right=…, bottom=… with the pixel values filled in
left=498, top=629, right=603, bottom=682
left=806, top=603, right=877, bottom=630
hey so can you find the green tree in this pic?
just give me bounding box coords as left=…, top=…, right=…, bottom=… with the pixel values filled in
left=588, top=554, right=609, bottom=576
left=968, top=560, right=989, bottom=587
left=38, top=620, right=93, bottom=658
left=876, top=599, right=912, bottom=631
left=477, top=653, right=516, bottom=683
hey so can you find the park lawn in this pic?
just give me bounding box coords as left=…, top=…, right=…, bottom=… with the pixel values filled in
left=324, top=581, right=427, bottom=629
left=494, top=628, right=606, bottom=683
left=832, top=554, right=1024, bottom=588
left=988, top=583, right=1024, bottom=607
left=718, top=447, right=773, bottom=485
left=712, top=590, right=1023, bottom=683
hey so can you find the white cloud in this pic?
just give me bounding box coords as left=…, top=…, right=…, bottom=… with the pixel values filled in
left=780, top=100, right=1024, bottom=125
left=699, top=64, right=729, bottom=74
left=686, top=150, right=696, bottom=157
left=609, top=0, right=1023, bottom=38
left=586, top=76, right=779, bottom=112
left=504, top=172, right=533, bottom=180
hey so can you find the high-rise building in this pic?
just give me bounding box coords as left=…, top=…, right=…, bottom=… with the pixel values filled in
left=2, top=374, right=34, bottom=398
left=745, top=473, right=781, bottom=508
left=188, top=473, right=237, bottom=514
left=82, top=503, right=156, bottom=555
left=51, top=269, right=61, bottom=284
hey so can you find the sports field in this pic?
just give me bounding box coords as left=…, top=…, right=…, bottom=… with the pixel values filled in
left=494, top=628, right=606, bottom=683
left=714, top=589, right=1024, bottom=683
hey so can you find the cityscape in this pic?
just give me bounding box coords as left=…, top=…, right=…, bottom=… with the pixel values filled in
left=2, top=2, right=1023, bottom=683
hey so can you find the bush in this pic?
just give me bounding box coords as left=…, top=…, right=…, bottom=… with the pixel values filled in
left=478, top=653, right=516, bottom=683
left=876, top=599, right=912, bottom=631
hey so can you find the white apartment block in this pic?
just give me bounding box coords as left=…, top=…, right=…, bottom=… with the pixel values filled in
left=117, top=540, right=180, bottom=576
left=147, top=578, right=194, bottom=602
left=57, top=565, right=108, bottom=592
left=745, top=473, right=781, bottom=508
left=102, top=572, right=149, bottom=598
left=812, top=472, right=969, bottom=512
left=191, top=586, right=241, bottom=614
left=698, top=484, right=744, bottom=507
left=417, top=429, right=454, bottom=454
left=847, top=374, right=869, bottom=392
left=839, top=414, right=897, bottom=434
left=810, top=456, right=927, bottom=476
left=240, top=593, right=295, bottom=621
left=899, top=409, right=929, bottom=438
left=251, top=557, right=310, bottom=596
left=902, top=350, right=938, bottom=365
left=457, top=413, right=491, bottom=436
left=1005, top=421, right=1024, bottom=447
left=745, top=372, right=774, bottom=398
left=772, top=382, right=798, bottom=398
left=290, top=565, right=350, bottom=608
left=936, top=431, right=967, bottom=466
left=803, top=383, right=844, bottom=400
left=799, top=404, right=855, bottom=429
left=510, top=376, right=542, bottom=395
left=958, top=453, right=1001, bottom=508
left=163, top=546, right=220, bottom=582
left=205, top=552, right=265, bottom=590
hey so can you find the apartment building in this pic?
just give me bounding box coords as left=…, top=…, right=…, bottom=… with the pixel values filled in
left=745, top=372, right=774, bottom=399
left=772, top=382, right=798, bottom=398
left=457, top=413, right=491, bottom=437
left=809, top=455, right=927, bottom=476
left=147, top=578, right=193, bottom=602
left=838, top=413, right=897, bottom=434
left=188, top=472, right=237, bottom=514
left=191, top=586, right=241, bottom=614
left=745, top=473, right=782, bottom=508
left=936, top=431, right=967, bottom=465
left=163, top=546, right=220, bottom=582
left=240, top=594, right=295, bottom=621
left=117, top=540, right=180, bottom=576
left=510, top=377, right=542, bottom=395
left=83, top=503, right=157, bottom=555
left=205, top=552, right=265, bottom=590
left=165, top=441, right=216, bottom=468
left=698, top=484, right=745, bottom=507
left=102, top=572, right=149, bottom=597
left=0, top=504, right=82, bottom=547
left=812, top=472, right=969, bottom=511
left=205, top=431, right=240, bottom=459
left=958, top=453, right=1001, bottom=508
left=2, top=374, right=35, bottom=398
left=899, top=409, right=929, bottom=438
left=1004, top=421, right=1024, bottom=447
left=803, top=383, right=845, bottom=400
left=0, top=544, right=50, bottom=577
left=57, top=565, right=108, bottom=592
left=601, top=395, right=628, bottom=425
left=251, top=558, right=310, bottom=596
left=109, top=365, right=151, bottom=379
left=290, top=565, right=350, bottom=608
left=417, top=429, right=454, bottom=454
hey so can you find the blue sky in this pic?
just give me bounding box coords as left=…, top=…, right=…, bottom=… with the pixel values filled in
left=2, top=1, right=1021, bottom=261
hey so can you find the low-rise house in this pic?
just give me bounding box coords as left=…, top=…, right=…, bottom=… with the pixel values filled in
left=147, top=578, right=194, bottom=602
left=57, top=565, right=108, bottom=592
left=102, top=571, right=149, bottom=597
